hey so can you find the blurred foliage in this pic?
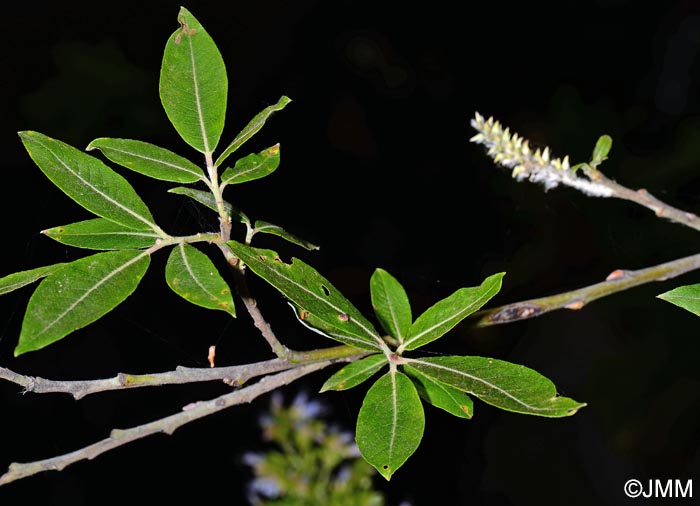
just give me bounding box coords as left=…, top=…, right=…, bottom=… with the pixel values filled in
left=243, top=392, right=388, bottom=506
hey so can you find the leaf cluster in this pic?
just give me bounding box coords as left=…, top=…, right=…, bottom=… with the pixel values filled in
left=0, top=7, right=586, bottom=481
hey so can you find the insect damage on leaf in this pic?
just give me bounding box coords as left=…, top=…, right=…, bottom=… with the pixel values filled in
left=175, top=19, right=197, bottom=44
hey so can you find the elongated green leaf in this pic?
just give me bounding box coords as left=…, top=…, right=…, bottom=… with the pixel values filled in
left=0, top=264, right=65, bottom=296
left=403, top=365, right=473, bottom=419
left=320, top=354, right=387, bottom=392
left=401, top=272, right=504, bottom=351
left=407, top=356, right=586, bottom=418
left=592, top=134, right=612, bottom=163
left=160, top=7, right=227, bottom=154
left=215, top=96, right=291, bottom=167
left=87, top=138, right=205, bottom=183
left=221, top=144, right=280, bottom=187
left=253, top=221, right=319, bottom=251
left=370, top=268, right=411, bottom=343
left=43, top=218, right=159, bottom=250
left=19, top=131, right=159, bottom=232
left=168, top=187, right=249, bottom=224
left=657, top=284, right=700, bottom=317
left=356, top=371, right=425, bottom=480
left=15, top=250, right=150, bottom=355
left=165, top=243, right=235, bottom=316
left=226, top=240, right=384, bottom=351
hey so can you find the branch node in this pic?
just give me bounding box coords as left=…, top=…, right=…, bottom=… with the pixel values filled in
left=564, top=300, right=585, bottom=310
left=605, top=269, right=628, bottom=281
left=488, top=303, right=543, bottom=323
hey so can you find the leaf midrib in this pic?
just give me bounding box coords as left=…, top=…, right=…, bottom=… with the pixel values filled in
left=34, top=251, right=148, bottom=338
left=408, top=358, right=561, bottom=413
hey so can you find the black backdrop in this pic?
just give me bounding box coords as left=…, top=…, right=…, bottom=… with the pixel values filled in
left=1, top=1, right=699, bottom=504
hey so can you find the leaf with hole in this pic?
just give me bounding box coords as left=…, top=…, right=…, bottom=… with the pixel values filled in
left=356, top=371, right=425, bottom=480
left=370, top=268, right=412, bottom=344
left=43, top=219, right=160, bottom=250
left=403, top=365, right=473, bottom=419
left=400, top=272, right=504, bottom=352
left=320, top=354, right=387, bottom=392
left=19, top=131, right=159, bottom=232
left=407, top=356, right=586, bottom=417
left=15, top=250, right=150, bottom=355
left=165, top=243, right=235, bottom=316
left=160, top=7, right=227, bottom=154
left=87, top=138, right=205, bottom=183
left=226, top=240, right=384, bottom=351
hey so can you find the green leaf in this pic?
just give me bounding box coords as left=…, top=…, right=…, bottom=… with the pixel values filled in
left=221, top=144, right=281, bottom=187
left=19, top=131, right=159, bottom=232
left=591, top=134, right=612, bottom=163
left=160, top=7, right=227, bottom=154
left=43, top=219, right=159, bottom=250
left=215, top=96, right=291, bottom=167
left=356, top=371, right=425, bottom=480
left=15, top=250, right=150, bottom=355
left=370, top=268, right=412, bottom=344
left=87, top=138, right=205, bottom=183
left=320, top=354, right=387, bottom=392
left=253, top=221, right=319, bottom=251
left=226, top=240, right=384, bottom=351
left=0, top=264, right=65, bottom=296
left=403, top=365, right=473, bottom=419
left=657, top=284, right=700, bottom=317
left=168, top=187, right=249, bottom=224
left=400, top=272, right=504, bottom=352
left=407, top=356, right=586, bottom=418
left=165, top=243, right=235, bottom=316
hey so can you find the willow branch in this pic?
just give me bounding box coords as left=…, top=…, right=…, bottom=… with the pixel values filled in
left=583, top=168, right=700, bottom=231
left=470, top=113, right=700, bottom=232
left=0, top=344, right=366, bottom=399
left=0, top=361, right=332, bottom=486
left=218, top=241, right=290, bottom=359
left=472, top=251, right=700, bottom=326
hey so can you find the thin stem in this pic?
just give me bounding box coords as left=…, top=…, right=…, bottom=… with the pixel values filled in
left=204, top=151, right=232, bottom=242
left=472, top=251, right=700, bottom=326
left=217, top=241, right=291, bottom=358
left=0, top=345, right=366, bottom=399
left=583, top=166, right=700, bottom=232
left=0, top=362, right=331, bottom=486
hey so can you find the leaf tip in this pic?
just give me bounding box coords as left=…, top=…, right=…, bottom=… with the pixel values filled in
left=566, top=402, right=587, bottom=416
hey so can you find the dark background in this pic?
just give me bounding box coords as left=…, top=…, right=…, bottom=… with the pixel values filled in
left=1, top=1, right=699, bottom=504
